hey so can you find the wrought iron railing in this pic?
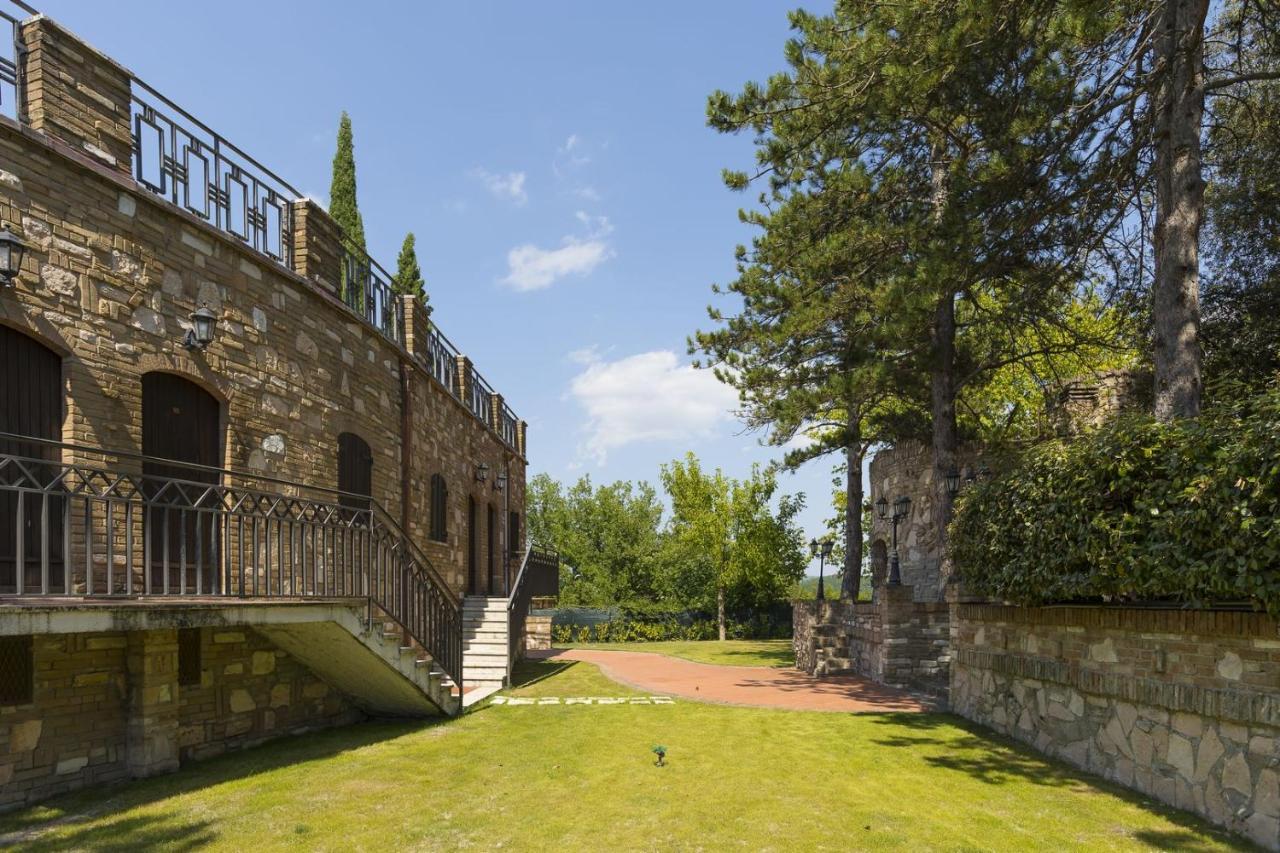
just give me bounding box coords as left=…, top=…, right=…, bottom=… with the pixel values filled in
left=507, top=543, right=559, bottom=672
left=129, top=79, right=299, bottom=269
left=499, top=403, right=519, bottom=449
left=0, top=433, right=462, bottom=687
left=338, top=244, right=402, bottom=344
left=468, top=365, right=494, bottom=424
left=0, top=2, right=32, bottom=122
left=423, top=327, right=461, bottom=397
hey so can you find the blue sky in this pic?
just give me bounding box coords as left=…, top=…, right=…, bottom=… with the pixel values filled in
left=33, top=0, right=847, bottom=568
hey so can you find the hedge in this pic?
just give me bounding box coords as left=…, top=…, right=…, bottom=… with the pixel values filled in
left=949, top=382, right=1280, bottom=614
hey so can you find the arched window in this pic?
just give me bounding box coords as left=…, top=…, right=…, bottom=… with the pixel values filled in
left=337, top=432, right=373, bottom=515
left=429, top=474, right=448, bottom=542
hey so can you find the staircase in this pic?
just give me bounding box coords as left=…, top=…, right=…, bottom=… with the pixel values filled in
left=463, top=596, right=511, bottom=693
left=811, top=622, right=855, bottom=677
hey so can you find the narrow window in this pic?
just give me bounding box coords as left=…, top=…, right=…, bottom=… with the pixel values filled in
left=430, top=474, right=448, bottom=542
left=0, top=635, right=34, bottom=705
left=178, top=627, right=202, bottom=687
left=508, top=511, right=521, bottom=555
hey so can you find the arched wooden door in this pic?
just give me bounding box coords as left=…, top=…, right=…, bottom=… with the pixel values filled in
left=142, top=372, right=222, bottom=594
left=0, top=326, right=64, bottom=593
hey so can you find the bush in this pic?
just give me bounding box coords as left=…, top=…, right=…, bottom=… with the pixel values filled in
left=950, top=383, right=1280, bottom=613
left=549, top=609, right=792, bottom=645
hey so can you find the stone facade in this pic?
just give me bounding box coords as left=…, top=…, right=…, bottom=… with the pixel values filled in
left=951, top=604, right=1280, bottom=849
left=0, top=626, right=357, bottom=812
left=793, top=586, right=950, bottom=696
left=0, top=15, right=526, bottom=597
left=524, top=615, right=552, bottom=653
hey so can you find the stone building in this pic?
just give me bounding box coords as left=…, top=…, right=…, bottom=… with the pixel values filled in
left=0, top=5, right=556, bottom=811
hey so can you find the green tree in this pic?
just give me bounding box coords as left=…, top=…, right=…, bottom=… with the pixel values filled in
left=393, top=232, right=427, bottom=303
left=526, top=473, right=665, bottom=607
left=660, top=454, right=806, bottom=639
left=329, top=111, right=365, bottom=250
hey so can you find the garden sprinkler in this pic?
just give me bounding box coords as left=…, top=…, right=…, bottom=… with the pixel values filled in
left=652, top=745, right=667, bottom=767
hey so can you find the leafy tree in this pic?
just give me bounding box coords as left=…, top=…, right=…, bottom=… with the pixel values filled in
left=526, top=473, right=665, bottom=607
left=660, top=454, right=806, bottom=639
left=393, top=232, right=427, bottom=303
left=329, top=111, right=366, bottom=250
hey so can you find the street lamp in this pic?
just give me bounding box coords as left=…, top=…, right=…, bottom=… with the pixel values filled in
left=474, top=462, right=489, bottom=484
left=0, top=225, right=28, bottom=287
left=876, top=495, right=912, bottom=586
left=810, top=537, right=834, bottom=601
left=944, top=468, right=961, bottom=498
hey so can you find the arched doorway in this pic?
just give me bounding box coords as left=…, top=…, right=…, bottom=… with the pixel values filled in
left=0, top=325, right=64, bottom=593
left=142, top=372, right=222, bottom=594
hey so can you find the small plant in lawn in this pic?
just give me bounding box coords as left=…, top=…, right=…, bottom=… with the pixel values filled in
left=652, top=744, right=667, bottom=766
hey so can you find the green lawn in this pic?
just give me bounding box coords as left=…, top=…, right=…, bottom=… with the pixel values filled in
left=0, top=659, right=1246, bottom=852
left=563, top=638, right=795, bottom=667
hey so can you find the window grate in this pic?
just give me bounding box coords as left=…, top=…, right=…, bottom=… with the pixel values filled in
left=0, top=635, right=33, bottom=705
left=178, top=627, right=201, bottom=686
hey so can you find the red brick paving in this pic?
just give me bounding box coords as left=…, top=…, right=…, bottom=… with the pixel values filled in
left=538, top=648, right=929, bottom=713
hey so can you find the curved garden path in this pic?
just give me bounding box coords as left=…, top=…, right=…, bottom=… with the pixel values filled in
left=537, top=648, right=930, bottom=713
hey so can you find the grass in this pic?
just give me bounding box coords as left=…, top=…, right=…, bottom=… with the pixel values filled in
left=0, top=659, right=1248, bottom=852
left=562, top=638, right=795, bottom=667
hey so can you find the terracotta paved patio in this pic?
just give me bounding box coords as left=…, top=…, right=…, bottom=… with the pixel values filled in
left=536, top=648, right=931, bottom=713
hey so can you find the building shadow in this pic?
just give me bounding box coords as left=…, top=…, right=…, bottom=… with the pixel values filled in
left=0, top=718, right=439, bottom=848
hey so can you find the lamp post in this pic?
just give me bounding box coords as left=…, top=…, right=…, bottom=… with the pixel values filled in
left=182, top=306, right=218, bottom=351
left=0, top=226, right=27, bottom=287
left=809, top=537, right=834, bottom=600
left=876, top=495, right=912, bottom=586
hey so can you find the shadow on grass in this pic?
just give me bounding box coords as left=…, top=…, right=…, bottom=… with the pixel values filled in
left=508, top=658, right=578, bottom=689
left=0, top=718, right=436, bottom=848
left=864, top=713, right=1249, bottom=850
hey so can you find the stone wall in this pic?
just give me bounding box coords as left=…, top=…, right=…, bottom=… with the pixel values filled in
left=793, top=586, right=950, bottom=696
left=0, top=15, right=527, bottom=597
left=951, top=604, right=1280, bottom=849
left=524, top=616, right=552, bottom=653
left=0, top=627, right=358, bottom=812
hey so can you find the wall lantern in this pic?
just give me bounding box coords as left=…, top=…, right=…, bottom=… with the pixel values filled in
left=495, top=471, right=508, bottom=491
left=183, top=306, right=218, bottom=351
left=875, top=496, right=889, bottom=520
left=944, top=468, right=962, bottom=497
left=475, top=462, right=489, bottom=484
left=0, top=225, right=28, bottom=286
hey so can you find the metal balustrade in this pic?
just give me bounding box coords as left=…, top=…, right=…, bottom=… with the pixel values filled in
left=424, top=327, right=461, bottom=397
left=338, top=244, right=402, bottom=344
left=499, top=403, right=519, bottom=449
left=469, top=366, right=494, bottom=424
left=507, top=543, right=559, bottom=670
left=0, top=2, right=31, bottom=122
left=0, top=434, right=462, bottom=687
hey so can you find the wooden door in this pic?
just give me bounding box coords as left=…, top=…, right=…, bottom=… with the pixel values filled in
left=337, top=433, right=373, bottom=518
left=0, top=326, right=64, bottom=593
left=487, top=503, right=497, bottom=594
left=142, top=372, right=222, bottom=594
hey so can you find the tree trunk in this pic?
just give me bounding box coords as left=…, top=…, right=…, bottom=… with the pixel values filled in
left=929, top=152, right=959, bottom=571
left=841, top=438, right=864, bottom=601
left=1152, top=0, right=1208, bottom=421
left=716, top=585, right=726, bottom=641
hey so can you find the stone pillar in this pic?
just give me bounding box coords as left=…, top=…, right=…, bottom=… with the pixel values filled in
left=489, top=393, right=504, bottom=432
left=401, top=295, right=432, bottom=360
left=518, top=421, right=528, bottom=458
left=125, top=629, right=180, bottom=778
left=456, top=355, right=473, bottom=406
left=292, top=200, right=345, bottom=295
left=21, top=17, right=133, bottom=175
left=877, top=584, right=917, bottom=686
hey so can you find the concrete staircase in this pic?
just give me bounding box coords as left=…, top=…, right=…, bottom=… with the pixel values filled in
left=463, top=596, right=510, bottom=691
left=811, top=622, right=855, bottom=677
left=252, top=605, right=461, bottom=717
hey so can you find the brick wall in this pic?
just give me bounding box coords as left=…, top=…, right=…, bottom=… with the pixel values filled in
left=0, top=627, right=357, bottom=812
left=951, top=604, right=1280, bottom=849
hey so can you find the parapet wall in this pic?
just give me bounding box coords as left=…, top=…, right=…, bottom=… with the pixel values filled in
left=951, top=604, right=1280, bottom=849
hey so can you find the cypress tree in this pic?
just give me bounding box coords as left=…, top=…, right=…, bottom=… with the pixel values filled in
left=393, top=232, right=427, bottom=304
left=329, top=112, right=365, bottom=250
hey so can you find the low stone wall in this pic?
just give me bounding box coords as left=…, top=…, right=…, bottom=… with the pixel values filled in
left=793, top=585, right=950, bottom=696
left=0, top=626, right=359, bottom=812
left=951, top=604, right=1280, bottom=849
left=524, top=616, right=552, bottom=653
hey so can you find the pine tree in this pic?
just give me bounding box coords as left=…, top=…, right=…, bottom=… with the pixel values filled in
left=329, top=112, right=365, bottom=250
left=393, top=232, right=427, bottom=304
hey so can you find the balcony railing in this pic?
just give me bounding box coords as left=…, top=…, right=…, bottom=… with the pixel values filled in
left=424, top=327, right=461, bottom=397
left=469, top=366, right=494, bottom=424
left=499, top=403, right=519, bottom=449
left=507, top=543, right=559, bottom=673
left=0, top=2, right=30, bottom=122
left=0, top=433, right=462, bottom=687
left=338, top=243, right=402, bottom=345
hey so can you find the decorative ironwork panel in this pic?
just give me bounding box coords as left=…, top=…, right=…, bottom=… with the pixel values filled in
left=128, top=80, right=299, bottom=270
left=468, top=367, right=494, bottom=424
left=424, top=328, right=461, bottom=398
left=0, top=6, right=22, bottom=122
left=499, top=403, right=519, bottom=449
left=337, top=244, right=402, bottom=345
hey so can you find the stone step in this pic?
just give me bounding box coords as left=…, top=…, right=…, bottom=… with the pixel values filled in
left=464, top=666, right=508, bottom=682
left=463, top=642, right=507, bottom=655
left=463, top=654, right=508, bottom=667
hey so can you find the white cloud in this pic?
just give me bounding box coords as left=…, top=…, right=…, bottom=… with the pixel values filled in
left=566, top=345, right=603, bottom=365
left=471, top=168, right=528, bottom=205
left=503, top=238, right=612, bottom=291
left=574, top=210, right=613, bottom=238
left=568, top=350, right=738, bottom=464
left=572, top=186, right=601, bottom=202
